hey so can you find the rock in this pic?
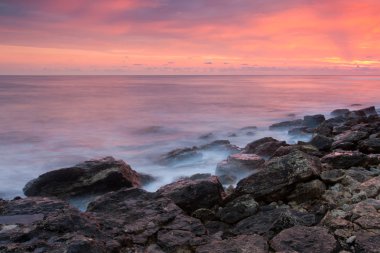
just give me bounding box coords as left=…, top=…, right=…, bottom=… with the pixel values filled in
left=355, top=232, right=380, bottom=253
left=87, top=188, right=207, bottom=252
left=270, top=226, right=337, bottom=253
left=310, top=134, right=333, bottom=151
left=23, top=157, right=141, bottom=198
left=358, top=176, right=380, bottom=198
left=288, top=127, right=313, bottom=136
left=191, top=208, right=216, bottom=222
left=272, top=144, right=322, bottom=158
left=216, top=194, right=259, bottom=224
left=303, top=114, right=325, bottom=128
left=269, top=119, right=303, bottom=130
left=157, top=176, right=224, bottom=213
left=215, top=154, right=265, bottom=183
left=232, top=207, right=316, bottom=238
left=321, top=169, right=346, bottom=184
left=235, top=151, right=322, bottom=200
left=158, top=147, right=203, bottom=165
left=204, top=221, right=230, bottom=236
left=346, top=167, right=380, bottom=183
left=188, top=173, right=212, bottom=180
left=0, top=197, right=117, bottom=253
left=243, top=137, right=287, bottom=158
left=331, top=109, right=350, bottom=117
left=359, top=138, right=380, bottom=153
left=199, top=132, right=214, bottom=139
left=332, top=130, right=369, bottom=150
left=321, top=151, right=367, bottom=170
left=287, top=179, right=326, bottom=202
left=315, top=122, right=334, bottom=136
left=195, top=234, right=268, bottom=253
left=356, top=106, right=378, bottom=117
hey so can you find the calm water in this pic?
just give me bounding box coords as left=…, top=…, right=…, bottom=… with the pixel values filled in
left=1, top=75, right=380, bottom=198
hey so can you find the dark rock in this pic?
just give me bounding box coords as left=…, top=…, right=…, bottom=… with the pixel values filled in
left=269, top=119, right=303, bottom=130
left=195, top=234, right=268, bottom=253
left=204, top=221, right=230, bottom=236
left=331, top=109, right=350, bottom=117
left=243, top=137, right=287, bottom=158
left=303, top=114, right=325, bottom=128
left=239, top=126, right=258, bottom=131
left=314, top=122, right=333, bottom=136
left=235, top=151, right=322, bottom=200
left=157, top=176, right=224, bottom=213
left=215, top=153, right=265, bottom=183
left=356, top=106, right=378, bottom=117
left=158, top=147, right=203, bottom=165
left=321, top=169, right=346, bottom=184
left=321, top=151, right=367, bottom=169
left=217, top=174, right=237, bottom=185
left=216, top=194, right=259, bottom=224
left=199, top=132, right=214, bottom=139
left=359, top=138, right=380, bottom=153
left=287, top=179, right=326, bottom=202
left=191, top=208, right=216, bottom=222
left=270, top=226, right=337, bottom=253
left=87, top=188, right=207, bottom=251
left=199, top=140, right=240, bottom=153
left=23, top=157, right=141, bottom=198
left=272, top=144, right=322, bottom=158
left=355, top=232, right=380, bottom=253
left=310, top=134, right=333, bottom=151
left=232, top=208, right=316, bottom=238
left=332, top=130, right=369, bottom=150
left=189, top=173, right=212, bottom=181
left=288, top=126, right=313, bottom=136
left=346, top=167, right=380, bottom=183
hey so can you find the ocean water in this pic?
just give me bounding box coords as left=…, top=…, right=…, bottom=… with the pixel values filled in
left=0, top=75, right=380, bottom=198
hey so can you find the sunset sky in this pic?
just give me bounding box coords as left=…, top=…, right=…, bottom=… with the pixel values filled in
left=0, top=0, right=379, bottom=75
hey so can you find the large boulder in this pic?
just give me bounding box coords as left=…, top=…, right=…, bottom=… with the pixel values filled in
left=23, top=157, right=141, bottom=198
left=331, top=109, right=350, bottom=117
left=310, top=134, right=333, bottom=151
left=332, top=130, right=369, bottom=150
left=269, top=119, right=303, bottom=130
left=235, top=151, right=322, bottom=200
left=195, top=234, right=268, bottom=253
left=356, top=106, right=378, bottom=117
left=216, top=194, right=259, bottom=224
left=270, top=226, right=337, bottom=253
left=303, top=114, right=325, bottom=128
left=359, top=138, right=380, bottom=153
left=215, top=153, right=265, bottom=184
left=156, top=176, right=224, bottom=213
left=321, top=151, right=367, bottom=169
left=243, top=137, right=287, bottom=158
left=286, top=179, right=326, bottom=203
left=87, top=188, right=207, bottom=252
left=232, top=207, right=316, bottom=238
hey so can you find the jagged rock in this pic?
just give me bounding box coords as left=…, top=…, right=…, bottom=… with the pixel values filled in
left=356, top=106, right=378, bottom=117
left=332, top=130, right=369, bottom=150
left=232, top=207, right=316, bottom=238
left=303, top=114, right=325, bottom=128
left=215, top=154, right=265, bottom=184
left=270, top=226, right=337, bottom=253
left=359, top=138, right=380, bottom=154
left=310, top=134, right=333, bottom=151
left=355, top=232, right=380, bottom=253
left=235, top=151, right=322, bottom=200
left=358, top=176, right=380, bottom=198
left=156, top=176, right=224, bottom=213
left=87, top=188, right=207, bottom=252
left=288, top=127, right=313, bottom=136
left=269, top=119, right=303, bottom=130
left=287, top=179, right=326, bottom=202
left=331, top=109, right=350, bottom=117
left=321, top=169, right=346, bottom=184
left=191, top=208, right=216, bottom=222
left=195, top=234, right=268, bottom=253
left=321, top=151, right=367, bottom=169
left=272, top=144, right=322, bottom=158
left=23, top=157, right=141, bottom=198
left=216, top=194, right=259, bottom=224
left=346, top=167, right=380, bottom=183
left=243, top=137, right=287, bottom=158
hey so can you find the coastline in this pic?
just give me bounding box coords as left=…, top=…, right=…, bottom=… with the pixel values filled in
left=1, top=105, right=380, bottom=252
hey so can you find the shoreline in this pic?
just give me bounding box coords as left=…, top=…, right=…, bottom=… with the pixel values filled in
left=1, top=105, right=380, bottom=252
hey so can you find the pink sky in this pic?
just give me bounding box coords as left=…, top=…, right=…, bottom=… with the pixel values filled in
left=0, top=0, right=379, bottom=75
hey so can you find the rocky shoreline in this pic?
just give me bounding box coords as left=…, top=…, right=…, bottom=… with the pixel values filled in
left=1, top=106, right=380, bottom=252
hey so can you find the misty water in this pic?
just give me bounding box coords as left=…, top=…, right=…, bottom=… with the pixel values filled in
left=1, top=75, right=380, bottom=199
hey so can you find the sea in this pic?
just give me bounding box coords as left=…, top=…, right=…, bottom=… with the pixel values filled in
left=1, top=75, right=380, bottom=199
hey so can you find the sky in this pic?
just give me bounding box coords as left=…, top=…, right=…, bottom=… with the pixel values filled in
left=0, top=0, right=379, bottom=75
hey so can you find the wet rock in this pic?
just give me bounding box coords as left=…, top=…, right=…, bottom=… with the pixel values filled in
left=87, top=188, right=207, bottom=252
left=358, top=138, right=380, bottom=154
left=158, top=147, right=203, bottom=165
left=191, top=208, right=216, bottom=222
left=270, top=226, right=337, bottom=253
left=310, top=134, right=333, bottom=151
left=235, top=151, right=322, bottom=200
left=232, top=207, right=316, bottom=238
left=356, top=106, right=378, bottom=117
left=157, top=176, right=224, bottom=213
left=216, top=194, right=259, bottom=224
left=321, top=151, right=367, bottom=169
left=315, top=122, right=334, bottom=137
left=269, top=119, right=303, bottom=130
left=272, top=144, right=322, bottom=158
left=288, top=127, right=313, bottom=136
left=199, top=140, right=240, bottom=153
left=243, top=137, right=287, bottom=158
left=321, top=169, right=346, bottom=184
left=215, top=154, right=265, bottom=183
left=331, top=109, right=350, bottom=117
left=23, top=157, right=141, bottom=199
left=332, top=130, right=369, bottom=150
left=195, top=234, right=268, bottom=253
left=303, top=114, right=325, bottom=128
left=287, top=179, right=326, bottom=202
